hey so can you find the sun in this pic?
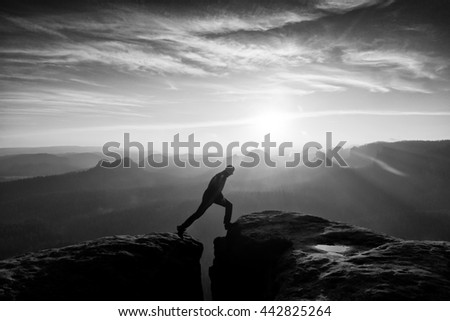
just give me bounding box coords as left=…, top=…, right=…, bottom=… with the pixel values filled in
left=249, top=110, right=299, bottom=141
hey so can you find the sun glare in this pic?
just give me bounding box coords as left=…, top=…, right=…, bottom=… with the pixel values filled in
left=251, top=111, right=297, bottom=138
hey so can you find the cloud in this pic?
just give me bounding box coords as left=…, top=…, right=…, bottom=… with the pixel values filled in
left=0, top=43, right=211, bottom=76
left=155, top=10, right=321, bottom=35
left=2, top=15, right=67, bottom=39
left=1, top=0, right=450, bottom=141
left=0, top=89, right=155, bottom=119
left=1, top=1, right=448, bottom=91
left=273, top=70, right=390, bottom=93
left=342, top=49, right=447, bottom=79
left=316, top=0, right=393, bottom=12
left=41, top=109, right=450, bottom=134
left=68, top=78, right=108, bottom=88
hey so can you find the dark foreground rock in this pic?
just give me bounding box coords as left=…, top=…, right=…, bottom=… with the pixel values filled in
left=210, top=211, right=450, bottom=300
left=0, top=233, right=203, bottom=300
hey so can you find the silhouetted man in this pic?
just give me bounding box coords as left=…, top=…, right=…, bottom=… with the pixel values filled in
left=177, top=165, right=235, bottom=238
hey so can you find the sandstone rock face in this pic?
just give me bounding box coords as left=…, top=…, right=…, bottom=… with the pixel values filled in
left=0, top=233, right=203, bottom=300
left=210, top=211, right=450, bottom=300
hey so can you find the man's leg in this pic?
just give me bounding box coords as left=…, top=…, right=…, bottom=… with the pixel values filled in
left=179, top=199, right=212, bottom=230
left=178, top=191, right=215, bottom=234
left=214, top=194, right=233, bottom=229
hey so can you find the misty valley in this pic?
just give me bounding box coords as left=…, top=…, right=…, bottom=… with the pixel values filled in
left=1, top=141, right=449, bottom=273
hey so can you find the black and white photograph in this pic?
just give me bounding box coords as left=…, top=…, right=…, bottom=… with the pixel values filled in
left=0, top=0, right=449, bottom=318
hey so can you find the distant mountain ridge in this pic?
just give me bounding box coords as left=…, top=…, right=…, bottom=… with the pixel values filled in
left=0, top=157, right=157, bottom=201
left=0, top=146, right=102, bottom=157
left=0, top=153, right=103, bottom=180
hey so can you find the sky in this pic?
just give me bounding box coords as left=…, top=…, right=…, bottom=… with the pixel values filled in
left=1, top=0, right=450, bottom=148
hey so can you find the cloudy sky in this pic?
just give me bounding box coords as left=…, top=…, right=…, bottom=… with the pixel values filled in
left=1, top=0, right=449, bottom=148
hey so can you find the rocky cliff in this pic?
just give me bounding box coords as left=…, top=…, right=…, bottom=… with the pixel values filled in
left=210, top=211, right=450, bottom=300
left=0, top=233, right=203, bottom=300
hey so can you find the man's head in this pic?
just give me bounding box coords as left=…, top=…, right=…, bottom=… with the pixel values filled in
left=224, top=165, right=235, bottom=176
